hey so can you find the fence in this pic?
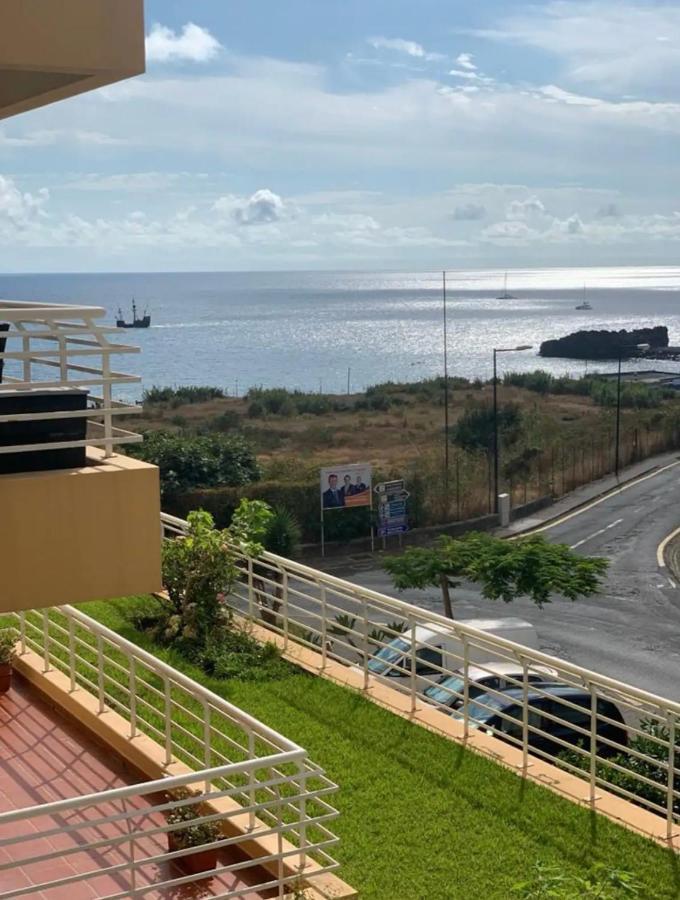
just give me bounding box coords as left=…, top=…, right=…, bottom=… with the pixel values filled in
left=0, top=299, right=141, bottom=457
left=161, top=513, right=680, bottom=839
left=6, top=603, right=339, bottom=898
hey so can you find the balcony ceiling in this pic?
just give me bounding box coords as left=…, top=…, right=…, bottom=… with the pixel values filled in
left=0, top=0, right=145, bottom=120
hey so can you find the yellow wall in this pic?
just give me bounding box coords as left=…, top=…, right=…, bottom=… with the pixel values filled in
left=0, top=0, right=145, bottom=120
left=0, top=450, right=162, bottom=612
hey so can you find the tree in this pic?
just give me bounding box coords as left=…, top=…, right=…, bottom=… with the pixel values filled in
left=452, top=403, right=522, bottom=454
left=383, top=531, right=608, bottom=619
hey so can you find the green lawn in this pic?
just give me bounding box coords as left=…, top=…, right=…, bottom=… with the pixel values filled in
left=81, top=596, right=678, bottom=900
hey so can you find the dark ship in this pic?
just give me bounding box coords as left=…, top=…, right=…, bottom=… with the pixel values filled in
left=116, top=299, right=150, bottom=329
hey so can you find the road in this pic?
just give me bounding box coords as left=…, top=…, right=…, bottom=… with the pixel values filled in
left=327, top=461, right=680, bottom=701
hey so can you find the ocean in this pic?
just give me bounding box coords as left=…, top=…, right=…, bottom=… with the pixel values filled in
left=1, top=266, right=679, bottom=401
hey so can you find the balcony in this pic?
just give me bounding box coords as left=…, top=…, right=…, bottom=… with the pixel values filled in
left=0, top=300, right=161, bottom=612
left=0, top=0, right=144, bottom=121
left=2, top=605, right=346, bottom=899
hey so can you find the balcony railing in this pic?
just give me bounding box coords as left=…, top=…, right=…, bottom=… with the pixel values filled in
left=0, top=299, right=142, bottom=458
left=8, top=604, right=340, bottom=898
left=161, top=512, right=680, bottom=840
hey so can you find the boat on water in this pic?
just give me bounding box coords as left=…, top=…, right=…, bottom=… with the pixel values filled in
left=575, top=286, right=592, bottom=311
left=116, top=300, right=151, bottom=329
left=496, top=272, right=517, bottom=300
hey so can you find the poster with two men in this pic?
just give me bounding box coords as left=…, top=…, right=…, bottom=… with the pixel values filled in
left=320, top=464, right=372, bottom=510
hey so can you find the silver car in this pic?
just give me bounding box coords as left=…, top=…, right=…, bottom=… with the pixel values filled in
left=422, top=661, right=559, bottom=711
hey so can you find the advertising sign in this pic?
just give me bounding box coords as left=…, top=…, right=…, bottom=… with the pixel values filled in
left=375, top=479, right=410, bottom=538
left=320, top=464, right=372, bottom=511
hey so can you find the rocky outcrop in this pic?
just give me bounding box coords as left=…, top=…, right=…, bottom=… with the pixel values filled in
left=539, top=326, right=669, bottom=360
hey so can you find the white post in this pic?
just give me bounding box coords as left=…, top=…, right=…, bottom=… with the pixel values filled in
left=462, top=635, right=470, bottom=740
left=522, top=658, right=529, bottom=771
left=320, top=584, right=328, bottom=670
left=409, top=618, right=417, bottom=715
left=68, top=618, right=76, bottom=692
left=498, top=492, right=511, bottom=528
left=668, top=713, right=676, bottom=841
left=590, top=686, right=598, bottom=804
left=129, top=658, right=137, bottom=739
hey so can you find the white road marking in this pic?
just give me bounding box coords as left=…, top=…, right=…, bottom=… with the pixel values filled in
left=570, top=518, right=624, bottom=550
left=521, top=460, right=680, bottom=539
left=656, top=525, right=680, bottom=568
left=669, top=578, right=677, bottom=590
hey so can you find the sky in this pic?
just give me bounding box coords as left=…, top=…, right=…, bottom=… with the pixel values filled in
left=1, top=0, right=680, bottom=272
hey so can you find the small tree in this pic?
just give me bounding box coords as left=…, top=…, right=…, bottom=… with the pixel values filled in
left=160, top=500, right=273, bottom=645
left=383, top=532, right=608, bottom=619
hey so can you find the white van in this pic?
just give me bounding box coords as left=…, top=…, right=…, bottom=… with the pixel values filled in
left=365, top=618, right=538, bottom=696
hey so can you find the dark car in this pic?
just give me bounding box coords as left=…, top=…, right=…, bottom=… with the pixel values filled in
left=463, top=684, right=628, bottom=758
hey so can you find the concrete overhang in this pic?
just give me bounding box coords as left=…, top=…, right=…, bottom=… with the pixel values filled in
left=0, top=0, right=145, bottom=121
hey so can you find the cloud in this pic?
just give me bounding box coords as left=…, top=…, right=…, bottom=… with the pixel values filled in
left=596, top=202, right=621, bottom=218
left=215, top=189, right=287, bottom=226
left=456, top=53, right=477, bottom=71
left=0, top=176, right=49, bottom=231
left=146, top=23, right=222, bottom=64
left=368, top=36, right=444, bottom=62
left=506, top=196, right=546, bottom=220
left=66, top=172, right=181, bottom=192
left=452, top=202, right=486, bottom=221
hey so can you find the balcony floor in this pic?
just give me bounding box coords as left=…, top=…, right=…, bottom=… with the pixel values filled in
left=0, top=676, right=272, bottom=899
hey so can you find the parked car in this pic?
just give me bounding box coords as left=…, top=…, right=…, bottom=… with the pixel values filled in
left=365, top=618, right=538, bottom=696
left=423, top=661, right=559, bottom=711
left=461, top=684, right=628, bottom=758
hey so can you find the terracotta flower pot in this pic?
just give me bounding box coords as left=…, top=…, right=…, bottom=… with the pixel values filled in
left=168, top=833, right=218, bottom=876
left=0, top=663, right=11, bottom=694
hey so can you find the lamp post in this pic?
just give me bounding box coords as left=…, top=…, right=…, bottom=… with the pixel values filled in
left=614, top=342, right=649, bottom=478
left=493, top=345, right=533, bottom=512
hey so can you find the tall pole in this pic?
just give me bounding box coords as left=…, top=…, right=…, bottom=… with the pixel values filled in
left=443, top=271, right=450, bottom=498
left=615, top=350, right=623, bottom=478
left=493, top=349, right=499, bottom=512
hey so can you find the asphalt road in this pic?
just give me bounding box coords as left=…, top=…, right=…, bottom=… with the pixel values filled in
left=329, top=461, right=680, bottom=701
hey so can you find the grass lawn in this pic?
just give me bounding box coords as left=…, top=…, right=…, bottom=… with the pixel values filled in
left=81, top=596, right=678, bottom=900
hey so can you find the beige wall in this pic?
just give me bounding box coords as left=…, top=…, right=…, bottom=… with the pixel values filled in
left=0, top=0, right=145, bottom=120
left=0, top=450, right=162, bottom=612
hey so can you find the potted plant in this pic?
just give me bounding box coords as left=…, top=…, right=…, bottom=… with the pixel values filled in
left=0, top=629, right=16, bottom=693
left=166, top=789, right=221, bottom=876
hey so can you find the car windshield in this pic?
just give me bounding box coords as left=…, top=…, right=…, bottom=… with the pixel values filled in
left=424, top=675, right=465, bottom=705
left=367, top=637, right=410, bottom=674
left=467, top=692, right=516, bottom=724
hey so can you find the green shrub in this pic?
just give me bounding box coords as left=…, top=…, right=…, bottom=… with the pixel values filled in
left=263, top=506, right=302, bottom=557
left=513, top=861, right=643, bottom=899
left=129, top=430, right=260, bottom=496
left=143, top=385, right=225, bottom=405
left=452, top=403, right=522, bottom=453
left=198, top=630, right=292, bottom=681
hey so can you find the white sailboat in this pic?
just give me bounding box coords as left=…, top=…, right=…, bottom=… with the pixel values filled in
left=496, top=272, right=517, bottom=300
left=575, top=285, right=592, bottom=311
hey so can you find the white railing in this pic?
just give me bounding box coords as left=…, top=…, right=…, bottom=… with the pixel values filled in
left=160, top=513, right=680, bottom=839
left=8, top=604, right=340, bottom=898
left=0, top=299, right=142, bottom=458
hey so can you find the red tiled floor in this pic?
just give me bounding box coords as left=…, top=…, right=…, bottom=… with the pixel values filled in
left=0, top=677, right=273, bottom=899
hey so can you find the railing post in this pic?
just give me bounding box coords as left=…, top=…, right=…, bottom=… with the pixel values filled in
left=462, top=635, right=470, bottom=740
left=21, top=333, right=31, bottom=384
left=282, top=569, right=289, bottom=651
left=58, top=334, right=68, bottom=383
left=320, top=584, right=328, bottom=670
left=248, top=732, right=256, bottom=832
left=409, top=617, right=417, bottom=715
left=522, top=658, right=529, bottom=772
left=42, top=612, right=50, bottom=673
left=129, top=657, right=137, bottom=739
left=164, top=678, right=173, bottom=766
left=668, top=713, right=676, bottom=841
left=18, top=611, right=26, bottom=655
left=296, top=758, right=308, bottom=876
left=96, top=635, right=105, bottom=714
left=247, top=556, right=255, bottom=621
left=275, top=777, right=285, bottom=900
left=99, top=333, right=114, bottom=458
left=362, top=598, right=369, bottom=691
left=589, top=685, right=598, bottom=804
left=68, top=617, right=76, bottom=692
left=203, top=700, right=212, bottom=793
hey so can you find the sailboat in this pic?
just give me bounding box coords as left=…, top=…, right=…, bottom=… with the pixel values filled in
left=496, top=272, right=517, bottom=300
left=575, top=285, right=592, bottom=311
left=116, top=299, right=151, bottom=329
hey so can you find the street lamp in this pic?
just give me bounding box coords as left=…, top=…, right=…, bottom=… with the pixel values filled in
left=614, top=342, right=649, bottom=478
left=493, top=345, right=533, bottom=512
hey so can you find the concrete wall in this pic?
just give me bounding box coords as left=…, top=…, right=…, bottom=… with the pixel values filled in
left=0, top=0, right=145, bottom=120
left=1, top=449, right=162, bottom=611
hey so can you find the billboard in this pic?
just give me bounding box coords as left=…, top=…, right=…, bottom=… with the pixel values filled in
left=320, top=464, right=372, bottom=511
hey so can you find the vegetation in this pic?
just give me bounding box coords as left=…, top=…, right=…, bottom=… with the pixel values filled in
left=143, top=385, right=226, bottom=406
left=383, top=532, right=608, bottom=618
left=540, top=326, right=668, bottom=360
left=0, top=629, right=16, bottom=665
left=166, top=787, right=221, bottom=850
left=80, top=594, right=680, bottom=900
left=513, top=862, right=643, bottom=899
left=452, top=402, right=522, bottom=453
left=129, top=430, right=260, bottom=496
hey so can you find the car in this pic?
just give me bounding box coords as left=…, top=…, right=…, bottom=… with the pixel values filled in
left=423, top=661, right=559, bottom=711
left=461, top=684, right=628, bottom=758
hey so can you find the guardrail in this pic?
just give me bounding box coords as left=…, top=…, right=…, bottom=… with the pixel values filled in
left=0, top=299, right=142, bottom=457
left=9, top=603, right=340, bottom=898
left=160, top=512, right=680, bottom=839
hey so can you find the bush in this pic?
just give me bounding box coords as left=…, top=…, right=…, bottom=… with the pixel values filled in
left=129, top=430, right=260, bottom=496
left=199, top=629, right=292, bottom=681
left=263, top=506, right=302, bottom=557
left=513, top=861, right=643, bottom=899
left=452, top=403, right=522, bottom=453
left=143, top=385, right=225, bottom=405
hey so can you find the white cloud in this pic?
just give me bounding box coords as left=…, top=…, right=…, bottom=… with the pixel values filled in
left=452, top=202, right=486, bottom=221
left=506, top=196, right=547, bottom=220
left=0, top=176, right=49, bottom=231
left=146, top=23, right=222, bottom=64
left=368, top=36, right=444, bottom=62
left=456, top=53, right=477, bottom=71
left=66, top=173, right=180, bottom=192
left=215, top=189, right=287, bottom=226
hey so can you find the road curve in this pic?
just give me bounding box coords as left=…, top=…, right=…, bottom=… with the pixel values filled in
left=339, top=461, right=680, bottom=700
